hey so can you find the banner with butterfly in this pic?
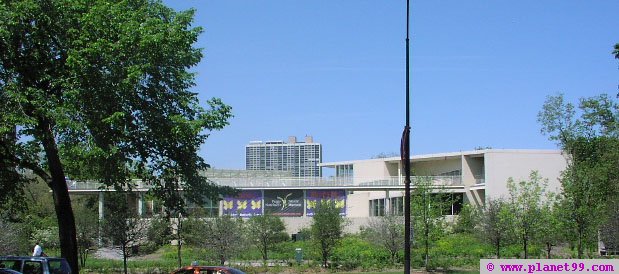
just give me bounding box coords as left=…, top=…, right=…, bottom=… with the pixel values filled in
left=306, top=190, right=347, bottom=216
left=223, top=190, right=263, bottom=217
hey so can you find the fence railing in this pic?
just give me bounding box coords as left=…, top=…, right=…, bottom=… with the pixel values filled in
left=67, top=175, right=466, bottom=190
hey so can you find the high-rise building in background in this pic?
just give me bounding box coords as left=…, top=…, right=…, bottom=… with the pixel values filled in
left=245, top=136, right=322, bottom=177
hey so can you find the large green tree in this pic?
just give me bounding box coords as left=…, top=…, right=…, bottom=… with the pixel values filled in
left=538, top=93, right=619, bottom=257
left=0, top=1, right=232, bottom=272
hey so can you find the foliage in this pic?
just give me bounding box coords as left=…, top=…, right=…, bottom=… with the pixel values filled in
left=537, top=193, right=564, bottom=258
left=538, top=93, right=619, bottom=258
left=0, top=220, right=25, bottom=255
left=31, top=226, right=61, bottom=251
left=453, top=204, right=476, bottom=234
left=311, top=200, right=346, bottom=268
left=599, top=203, right=619, bottom=254
left=101, top=193, right=148, bottom=274
left=73, top=199, right=99, bottom=268
left=332, top=235, right=391, bottom=271
left=505, top=171, right=548, bottom=258
left=146, top=215, right=172, bottom=247
left=247, top=214, right=289, bottom=261
left=202, top=215, right=245, bottom=265
left=478, top=198, right=512, bottom=258
left=363, top=215, right=404, bottom=265
left=431, top=233, right=493, bottom=269
left=0, top=0, right=234, bottom=271
left=410, top=177, right=448, bottom=270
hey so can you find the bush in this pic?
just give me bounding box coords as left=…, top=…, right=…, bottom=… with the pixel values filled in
left=332, top=235, right=391, bottom=271
left=430, top=233, right=493, bottom=269
left=146, top=216, right=172, bottom=247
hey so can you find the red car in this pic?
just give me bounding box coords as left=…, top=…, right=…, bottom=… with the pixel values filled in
left=171, top=266, right=246, bottom=274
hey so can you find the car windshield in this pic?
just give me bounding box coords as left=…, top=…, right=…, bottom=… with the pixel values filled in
left=0, top=260, right=21, bottom=272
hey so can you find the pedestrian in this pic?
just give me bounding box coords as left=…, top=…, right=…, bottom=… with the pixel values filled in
left=32, top=242, right=43, bottom=257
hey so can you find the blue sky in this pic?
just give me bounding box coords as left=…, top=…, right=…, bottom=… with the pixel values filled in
left=163, top=0, right=619, bottom=170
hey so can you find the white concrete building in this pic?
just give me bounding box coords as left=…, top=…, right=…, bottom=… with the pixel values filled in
left=68, top=149, right=568, bottom=234
left=320, top=149, right=567, bottom=218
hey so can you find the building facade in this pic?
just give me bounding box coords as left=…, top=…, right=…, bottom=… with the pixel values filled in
left=245, top=136, right=322, bottom=177
left=69, top=149, right=568, bottom=234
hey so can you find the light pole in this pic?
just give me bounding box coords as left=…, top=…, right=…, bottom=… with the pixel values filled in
left=401, top=0, right=412, bottom=273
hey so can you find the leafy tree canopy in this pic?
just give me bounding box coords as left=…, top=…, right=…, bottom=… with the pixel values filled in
left=1, top=0, right=233, bottom=271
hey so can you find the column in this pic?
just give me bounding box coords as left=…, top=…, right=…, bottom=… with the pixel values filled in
left=98, top=192, right=104, bottom=246
left=137, top=193, right=144, bottom=217
left=384, top=190, right=390, bottom=216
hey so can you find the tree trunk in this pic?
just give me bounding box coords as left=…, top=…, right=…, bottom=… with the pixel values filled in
left=546, top=242, right=552, bottom=259
left=578, top=229, right=584, bottom=259
left=524, top=235, right=528, bottom=259
left=122, top=243, right=128, bottom=274
left=38, top=120, right=79, bottom=274
left=496, top=238, right=501, bottom=259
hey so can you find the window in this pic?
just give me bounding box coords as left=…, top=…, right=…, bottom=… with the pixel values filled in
left=369, top=199, right=385, bottom=216
left=22, top=261, right=42, bottom=274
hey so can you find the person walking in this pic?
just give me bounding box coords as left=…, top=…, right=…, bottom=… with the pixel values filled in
left=32, top=242, right=43, bottom=257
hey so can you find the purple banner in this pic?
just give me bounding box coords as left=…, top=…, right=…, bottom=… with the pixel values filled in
left=223, top=190, right=262, bottom=217
left=306, top=190, right=347, bottom=216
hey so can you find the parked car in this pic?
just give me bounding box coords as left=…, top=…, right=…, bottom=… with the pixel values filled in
left=0, top=256, right=71, bottom=274
left=171, top=265, right=246, bottom=274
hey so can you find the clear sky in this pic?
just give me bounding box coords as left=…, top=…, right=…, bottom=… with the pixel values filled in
left=162, top=0, right=619, bottom=170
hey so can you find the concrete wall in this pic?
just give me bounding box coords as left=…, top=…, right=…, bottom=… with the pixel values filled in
left=353, top=160, right=391, bottom=180
left=484, top=150, right=567, bottom=201
left=347, top=191, right=370, bottom=217
left=412, top=158, right=461, bottom=176
left=282, top=217, right=372, bottom=235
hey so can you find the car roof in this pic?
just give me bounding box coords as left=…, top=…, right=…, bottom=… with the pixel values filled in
left=0, top=268, right=22, bottom=274
left=0, top=256, right=64, bottom=260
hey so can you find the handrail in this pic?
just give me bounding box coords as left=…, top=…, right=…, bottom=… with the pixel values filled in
left=67, top=175, right=467, bottom=190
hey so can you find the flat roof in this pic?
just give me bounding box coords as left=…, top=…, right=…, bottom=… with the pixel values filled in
left=319, top=149, right=562, bottom=167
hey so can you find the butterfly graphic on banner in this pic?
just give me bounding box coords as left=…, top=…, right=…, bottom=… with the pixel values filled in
left=223, top=200, right=233, bottom=210
left=251, top=200, right=261, bottom=210
left=237, top=200, right=248, bottom=210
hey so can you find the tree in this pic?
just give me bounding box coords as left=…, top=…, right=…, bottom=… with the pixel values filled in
left=599, top=203, right=619, bottom=255
left=146, top=214, right=172, bottom=247
left=101, top=193, right=148, bottom=274
left=411, top=177, right=449, bottom=269
left=311, top=200, right=346, bottom=268
left=0, top=1, right=233, bottom=272
left=537, top=193, right=564, bottom=258
left=453, top=204, right=476, bottom=234
left=247, top=214, right=288, bottom=261
left=73, top=199, right=99, bottom=268
left=0, top=219, right=23, bottom=255
left=538, top=93, right=619, bottom=257
left=478, top=198, right=512, bottom=258
left=506, top=171, right=547, bottom=259
left=203, top=215, right=245, bottom=266
left=364, top=214, right=404, bottom=266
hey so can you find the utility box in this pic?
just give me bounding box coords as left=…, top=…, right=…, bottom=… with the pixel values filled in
left=294, top=248, right=303, bottom=264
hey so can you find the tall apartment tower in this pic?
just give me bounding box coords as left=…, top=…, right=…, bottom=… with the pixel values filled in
left=245, top=136, right=322, bottom=177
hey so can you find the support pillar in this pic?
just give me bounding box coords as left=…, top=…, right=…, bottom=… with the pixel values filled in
left=384, top=190, right=390, bottom=216
left=98, top=192, right=104, bottom=246
left=138, top=193, right=144, bottom=217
